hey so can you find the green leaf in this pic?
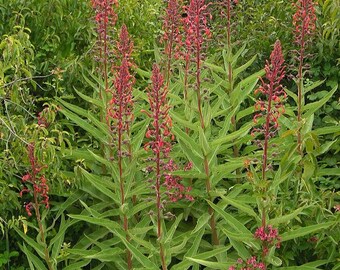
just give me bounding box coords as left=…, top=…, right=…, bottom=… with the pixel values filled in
left=131, top=119, right=149, bottom=153
left=314, top=125, right=340, bottom=135
left=233, top=55, right=257, bottom=79
left=186, top=258, right=233, bottom=269
left=204, top=61, right=226, bottom=74
left=75, top=88, right=103, bottom=108
left=317, top=168, right=340, bottom=176
left=268, top=255, right=282, bottom=267
left=50, top=215, right=74, bottom=260
left=165, top=213, right=183, bottom=244
left=279, top=267, right=321, bottom=270
left=207, top=200, right=254, bottom=243
left=68, top=247, right=123, bottom=262
left=191, top=213, right=211, bottom=235
left=231, top=44, right=247, bottom=66
left=199, top=127, right=211, bottom=156
left=57, top=98, right=108, bottom=136
left=212, top=123, right=252, bottom=147
left=231, top=73, right=258, bottom=107
left=20, top=243, right=47, bottom=270
left=269, top=207, right=306, bottom=226
left=221, top=228, right=259, bottom=250
left=281, top=221, right=335, bottom=242
left=82, top=69, right=103, bottom=92
left=135, top=67, right=151, bottom=78
left=57, top=103, right=106, bottom=143
left=54, top=190, right=83, bottom=220
left=304, top=80, right=325, bottom=94
left=172, top=227, right=205, bottom=270
left=173, top=126, right=203, bottom=159
left=303, top=84, right=338, bottom=118
left=68, top=215, right=158, bottom=269
left=64, top=260, right=91, bottom=270
left=229, top=238, right=251, bottom=260
left=211, top=161, right=244, bottom=185
left=221, top=195, right=258, bottom=219
left=14, top=227, right=45, bottom=259
left=80, top=168, right=119, bottom=204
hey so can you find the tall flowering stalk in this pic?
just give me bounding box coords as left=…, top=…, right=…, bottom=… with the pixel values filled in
left=162, top=0, right=183, bottom=87
left=19, top=143, right=52, bottom=270
left=145, top=64, right=171, bottom=270
left=252, top=40, right=285, bottom=231
left=144, top=64, right=193, bottom=270
left=105, top=24, right=135, bottom=270
left=183, top=0, right=219, bottom=245
left=183, top=0, right=211, bottom=123
left=292, top=0, right=317, bottom=155
left=219, top=0, right=240, bottom=175
left=248, top=40, right=285, bottom=269
left=91, top=0, right=118, bottom=99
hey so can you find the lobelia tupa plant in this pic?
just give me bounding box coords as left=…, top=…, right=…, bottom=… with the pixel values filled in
left=218, top=0, right=241, bottom=176
left=144, top=64, right=193, bottom=270
left=182, top=0, right=222, bottom=247
left=144, top=64, right=171, bottom=270
left=243, top=40, right=285, bottom=268
left=105, top=23, right=135, bottom=270
left=91, top=0, right=118, bottom=99
left=292, top=0, right=317, bottom=155
left=252, top=40, right=286, bottom=193
left=19, top=143, right=53, bottom=270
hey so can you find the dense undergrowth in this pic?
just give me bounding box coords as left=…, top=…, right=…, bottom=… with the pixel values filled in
left=0, top=0, right=339, bottom=269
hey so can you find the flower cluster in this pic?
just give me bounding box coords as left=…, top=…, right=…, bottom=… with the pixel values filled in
left=162, top=0, right=183, bottom=61
left=229, top=256, right=266, bottom=270
left=144, top=64, right=192, bottom=204
left=91, top=0, right=118, bottom=47
left=219, top=0, right=239, bottom=47
left=115, top=24, right=134, bottom=65
left=254, top=225, right=281, bottom=252
left=164, top=160, right=194, bottom=202
left=144, top=64, right=173, bottom=157
left=106, top=25, right=135, bottom=158
left=292, top=0, right=317, bottom=55
left=19, top=143, right=49, bottom=216
left=37, top=108, right=49, bottom=128
left=183, top=0, right=212, bottom=51
left=252, top=40, right=286, bottom=141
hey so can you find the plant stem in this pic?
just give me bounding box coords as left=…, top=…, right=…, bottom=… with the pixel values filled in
left=117, top=92, right=133, bottom=269
left=297, top=53, right=304, bottom=157
left=204, top=157, right=219, bottom=245
left=154, top=84, right=167, bottom=270
left=33, top=194, right=53, bottom=270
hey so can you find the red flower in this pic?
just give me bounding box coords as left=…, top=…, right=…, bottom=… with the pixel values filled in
left=115, top=24, right=134, bottom=63
left=20, top=143, right=50, bottom=216
left=91, top=0, right=118, bottom=45
left=252, top=40, right=286, bottom=180
left=144, top=64, right=192, bottom=204
left=106, top=25, right=135, bottom=159
left=293, top=0, right=317, bottom=53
